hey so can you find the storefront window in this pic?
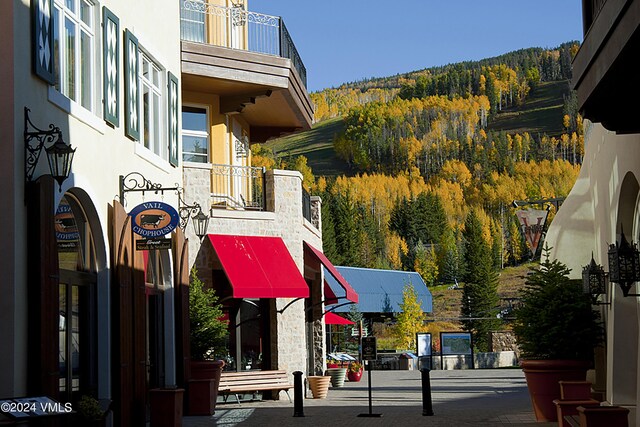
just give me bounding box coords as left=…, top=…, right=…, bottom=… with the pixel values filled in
left=56, top=195, right=97, bottom=400
left=144, top=250, right=166, bottom=388
left=224, top=299, right=267, bottom=372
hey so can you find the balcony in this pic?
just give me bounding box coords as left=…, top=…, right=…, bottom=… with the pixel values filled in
left=180, top=0, right=313, bottom=141
left=210, top=164, right=266, bottom=211
left=573, top=0, right=640, bottom=133
left=183, top=165, right=322, bottom=240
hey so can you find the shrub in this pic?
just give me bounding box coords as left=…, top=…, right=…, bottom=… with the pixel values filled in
left=513, top=247, right=602, bottom=360
left=189, top=267, right=228, bottom=361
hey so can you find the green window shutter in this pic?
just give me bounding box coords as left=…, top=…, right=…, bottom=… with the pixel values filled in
left=168, top=72, right=179, bottom=167
left=103, top=8, right=120, bottom=127
left=124, top=29, right=139, bottom=141
left=33, top=0, right=55, bottom=84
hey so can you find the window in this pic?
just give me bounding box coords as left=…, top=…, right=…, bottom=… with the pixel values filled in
left=56, top=195, right=97, bottom=400
left=182, top=106, right=209, bottom=163
left=53, top=0, right=95, bottom=110
left=140, top=53, right=164, bottom=158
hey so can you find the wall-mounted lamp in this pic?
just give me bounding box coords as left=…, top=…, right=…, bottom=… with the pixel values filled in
left=582, top=254, right=610, bottom=305
left=24, top=107, right=75, bottom=191
left=607, top=230, right=640, bottom=297
left=178, top=198, right=210, bottom=241
left=582, top=230, right=640, bottom=302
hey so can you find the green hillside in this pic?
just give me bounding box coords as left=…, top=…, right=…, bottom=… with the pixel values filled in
left=265, top=118, right=352, bottom=176
left=266, top=79, right=570, bottom=177
left=487, top=80, right=571, bottom=137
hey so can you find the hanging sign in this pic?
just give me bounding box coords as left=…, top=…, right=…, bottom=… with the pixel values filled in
left=362, top=336, right=377, bottom=361
left=129, top=201, right=179, bottom=238
left=515, top=208, right=549, bottom=256
left=136, top=238, right=172, bottom=250
left=55, top=203, right=79, bottom=252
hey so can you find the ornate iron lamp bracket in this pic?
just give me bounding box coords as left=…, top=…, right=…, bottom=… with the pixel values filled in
left=118, top=172, right=180, bottom=206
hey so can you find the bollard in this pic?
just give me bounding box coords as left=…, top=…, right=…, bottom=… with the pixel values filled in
left=293, top=371, right=304, bottom=417
left=421, top=368, right=434, bottom=416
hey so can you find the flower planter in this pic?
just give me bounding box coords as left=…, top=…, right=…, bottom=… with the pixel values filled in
left=150, top=388, right=184, bottom=427
left=347, top=369, right=363, bottom=382
left=326, top=368, right=347, bottom=388
left=308, top=376, right=331, bottom=399
left=187, top=360, right=225, bottom=415
left=559, top=381, right=592, bottom=400
left=521, top=359, right=591, bottom=422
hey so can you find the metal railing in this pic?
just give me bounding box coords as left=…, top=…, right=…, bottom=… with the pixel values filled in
left=302, top=188, right=311, bottom=223
left=210, top=164, right=266, bottom=211
left=180, top=0, right=307, bottom=87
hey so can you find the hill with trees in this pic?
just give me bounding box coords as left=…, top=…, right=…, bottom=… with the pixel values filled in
left=257, top=43, right=583, bottom=344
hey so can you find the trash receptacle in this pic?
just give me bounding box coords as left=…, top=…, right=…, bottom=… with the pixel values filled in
left=399, top=352, right=418, bottom=370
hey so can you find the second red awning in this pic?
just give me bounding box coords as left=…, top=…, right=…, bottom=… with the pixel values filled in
left=304, top=242, right=358, bottom=303
left=324, top=312, right=355, bottom=325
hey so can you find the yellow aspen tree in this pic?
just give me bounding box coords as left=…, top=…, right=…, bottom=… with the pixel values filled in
left=393, top=284, right=427, bottom=350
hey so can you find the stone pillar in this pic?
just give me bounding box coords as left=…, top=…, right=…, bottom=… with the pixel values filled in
left=310, top=196, right=322, bottom=231
left=182, top=165, right=213, bottom=268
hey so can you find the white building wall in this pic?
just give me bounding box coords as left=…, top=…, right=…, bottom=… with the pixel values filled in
left=1, top=0, right=182, bottom=398
left=545, top=120, right=640, bottom=426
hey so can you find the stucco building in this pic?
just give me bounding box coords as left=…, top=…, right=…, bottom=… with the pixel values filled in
left=544, top=0, right=640, bottom=425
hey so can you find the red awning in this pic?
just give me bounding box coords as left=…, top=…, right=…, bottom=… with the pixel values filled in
left=304, top=242, right=358, bottom=303
left=324, top=312, right=355, bottom=325
left=323, top=281, right=338, bottom=305
left=208, top=234, right=309, bottom=299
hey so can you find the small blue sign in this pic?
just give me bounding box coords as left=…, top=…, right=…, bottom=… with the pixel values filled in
left=129, top=201, right=179, bottom=238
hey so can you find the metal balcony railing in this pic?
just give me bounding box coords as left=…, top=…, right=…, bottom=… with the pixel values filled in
left=180, top=0, right=307, bottom=87
left=210, top=164, right=266, bottom=211
left=302, top=188, right=312, bottom=223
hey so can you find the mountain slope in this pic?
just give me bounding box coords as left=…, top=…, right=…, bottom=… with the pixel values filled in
left=265, top=80, right=570, bottom=177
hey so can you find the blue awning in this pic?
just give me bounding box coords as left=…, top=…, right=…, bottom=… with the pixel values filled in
left=325, top=267, right=433, bottom=314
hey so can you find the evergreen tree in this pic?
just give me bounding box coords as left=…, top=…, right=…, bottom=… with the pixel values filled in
left=461, top=209, right=501, bottom=352
left=332, top=191, right=361, bottom=266
left=321, top=191, right=340, bottom=264
left=437, top=226, right=460, bottom=284
left=462, top=209, right=486, bottom=283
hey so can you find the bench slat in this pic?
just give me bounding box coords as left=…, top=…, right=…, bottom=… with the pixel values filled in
left=218, top=370, right=293, bottom=395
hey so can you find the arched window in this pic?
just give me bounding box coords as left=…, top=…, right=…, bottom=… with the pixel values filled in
left=56, top=195, right=98, bottom=400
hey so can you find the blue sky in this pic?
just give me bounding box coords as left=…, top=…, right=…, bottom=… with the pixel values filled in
left=250, top=1, right=583, bottom=92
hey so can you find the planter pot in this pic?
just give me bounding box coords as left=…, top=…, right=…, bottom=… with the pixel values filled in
left=347, top=370, right=363, bottom=382
left=308, top=376, right=331, bottom=399
left=150, top=388, right=184, bottom=427
left=326, top=368, right=347, bottom=388
left=521, top=359, right=591, bottom=422
left=187, top=360, right=225, bottom=415
left=559, top=381, right=592, bottom=400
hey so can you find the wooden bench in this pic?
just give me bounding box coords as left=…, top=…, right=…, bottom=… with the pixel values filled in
left=218, top=370, right=293, bottom=404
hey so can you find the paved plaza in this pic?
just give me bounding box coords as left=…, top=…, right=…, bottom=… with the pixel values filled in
left=183, top=369, right=557, bottom=426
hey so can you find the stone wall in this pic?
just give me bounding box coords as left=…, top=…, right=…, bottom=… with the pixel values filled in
left=182, top=166, right=324, bottom=380
left=490, top=331, right=519, bottom=356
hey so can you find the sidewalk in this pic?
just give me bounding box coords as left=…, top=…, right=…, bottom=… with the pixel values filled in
left=183, top=369, right=557, bottom=426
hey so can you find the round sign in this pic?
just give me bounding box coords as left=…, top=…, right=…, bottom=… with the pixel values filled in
left=129, top=201, right=180, bottom=238
left=55, top=203, right=79, bottom=241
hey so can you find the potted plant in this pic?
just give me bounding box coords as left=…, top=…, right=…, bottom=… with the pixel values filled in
left=187, top=267, right=228, bottom=415
left=74, top=395, right=110, bottom=427
left=347, top=361, right=363, bottom=382
left=326, top=357, right=340, bottom=369
left=513, top=247, right=602, bottom=422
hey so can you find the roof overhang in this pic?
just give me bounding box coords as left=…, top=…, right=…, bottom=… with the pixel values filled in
left=181, top=41, right=313, bottom=141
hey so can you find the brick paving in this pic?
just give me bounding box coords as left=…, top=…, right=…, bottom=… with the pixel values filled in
left=183, top=368, right=557, bottom=426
